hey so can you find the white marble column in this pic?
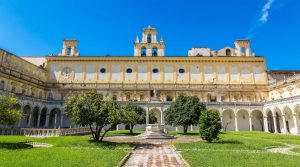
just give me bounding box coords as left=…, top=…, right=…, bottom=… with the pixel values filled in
left=160, top=110, right=163, bottom=125
left=263, top=116, right=269, bottom=132
left=190, top=125, right=193, bottom=131
left=60, top=114, right=64, bottom=128
left=293, top=114, right=299, bottom=134
left=37, top=110, right=41, bottom=128
left=249, top=116, right=253, bottom=131
left=27, top=111, right=32, bottom=127
left=235, top=114, right=238, bottom=131
left=54, top=114, right=58, bottom=129
left=220, top=116, right=224, bottom=131
left=146, top=108, right=149, bottom=125
left=45, top=113, right=50, bottom=128
left=273, top=116, right=278, bottom=133
left=282, top=114, right=288, bottom=134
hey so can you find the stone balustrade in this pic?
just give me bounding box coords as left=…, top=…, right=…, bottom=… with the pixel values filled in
left=0, top=127, right=91, bottom=137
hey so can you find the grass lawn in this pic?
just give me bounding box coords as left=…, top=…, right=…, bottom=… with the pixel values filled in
left=175, top=131, right=300, bottom=167
left=0, top=130, right=136, bottom=167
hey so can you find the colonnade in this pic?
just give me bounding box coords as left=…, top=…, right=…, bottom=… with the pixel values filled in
left=219, top=109, right=264, bottom=132
left=264, top=104, right=300, bottom=134
left=18, top=104, right=65, bottom=129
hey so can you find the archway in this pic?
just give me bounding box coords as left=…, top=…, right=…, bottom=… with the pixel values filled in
left=149, top=108, right=161, bottom=124
left=274, top=107, right=283, bottom=133
left=141, top=47, right=146, bottom=56
left=251, top=110, right=264, bottom=131
left=152, top=47, right=158, bottom=56
left=236, top=109, right=250, bottom=131
left=222, top=109, right=235, bottom=131
left=31, top=106, right=40, bottom=128
left=266, top=109, right=275, bottom=133
left=39, top=107, right=47, bottom=128
left=21, top=105, right=31, bottom=127
left=49, top=108, right=61, bottom=129
left=283, top=106, right=294, bottom=134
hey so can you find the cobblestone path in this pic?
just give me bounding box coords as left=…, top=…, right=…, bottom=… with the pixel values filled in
left=123, top=144, right=187, bottom=167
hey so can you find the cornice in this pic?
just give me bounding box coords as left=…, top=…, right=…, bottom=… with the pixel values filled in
left=46, top=56, right=266, bottom=63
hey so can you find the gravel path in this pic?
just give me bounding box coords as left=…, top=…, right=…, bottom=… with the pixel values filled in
left=266, top=144, right=300, bottom=156
left=103, top=135, right=201, bottom=145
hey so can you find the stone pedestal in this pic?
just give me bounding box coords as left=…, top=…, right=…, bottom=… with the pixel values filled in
left=138, top=124, right=174, bottom=139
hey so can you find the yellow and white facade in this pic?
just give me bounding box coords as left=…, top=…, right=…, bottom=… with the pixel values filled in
left=0, top=26, right=299, bottom=134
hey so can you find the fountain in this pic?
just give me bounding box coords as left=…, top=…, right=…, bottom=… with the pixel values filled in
left=138, top=89, right=175, bottom=139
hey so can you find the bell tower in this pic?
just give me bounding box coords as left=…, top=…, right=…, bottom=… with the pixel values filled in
left=234, top=39, right=251, bottom=57
left=134, top=26, right=165, bottom=57
left=59, top=39, right=80, bottom=56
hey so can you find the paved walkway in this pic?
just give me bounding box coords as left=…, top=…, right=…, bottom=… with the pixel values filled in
left=123, top=144, right=187, bottom=167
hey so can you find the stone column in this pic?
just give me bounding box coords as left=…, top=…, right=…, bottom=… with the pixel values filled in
left=116, top=124, right=119, bottom=131
left=249, top=116, right=253, bottom=131
left=190, top=125, right=193, bottom=131
left=146, top=108, right=149, bottom=125
left=160, top=109, right=163, bottom=125
left=175, top=127, right=178, bottom=131
left=220, top=115, right=224, bottom=132
left=293, top=114, right=299, bottom=134
left=282, top=114, right=288, bottom=134
left=27, top=111, right=32, bottom=127
left=60, top=114, right=64, bottom=128
left=263, top=116, right=269, bottom=132
left=54, top=114, right=58, bottom=129
left=235, top=114, right=238, bottom=131
left=71, top=46, right=75, bottom=55
left=273, top=116, right=278, bottom=133
left=37, top=110, right=41, bottom=128
left=45, top=113, right=50, bottom=128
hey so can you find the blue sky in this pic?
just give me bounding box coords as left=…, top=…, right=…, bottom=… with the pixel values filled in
left=0, top=0, right=299, bottom=70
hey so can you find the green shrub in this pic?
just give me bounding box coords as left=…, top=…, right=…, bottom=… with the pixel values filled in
left=199, top=109, right=222, bottom=142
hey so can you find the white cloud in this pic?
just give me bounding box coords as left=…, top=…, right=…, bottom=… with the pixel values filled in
left=247, top=0, right=276, bottom=38
left=260, top=0, right=274, bottom=23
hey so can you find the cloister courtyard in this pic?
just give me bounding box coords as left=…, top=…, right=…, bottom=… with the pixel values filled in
left=1, top=130, right=300, bottom=167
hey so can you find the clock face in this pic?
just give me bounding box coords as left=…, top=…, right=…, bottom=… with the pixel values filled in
left=62, top=67, right=71, bottom=77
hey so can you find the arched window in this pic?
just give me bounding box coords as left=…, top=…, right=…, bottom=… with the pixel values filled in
left=152, top=47, right=158, bottom=56
left=67, top=48, right=71, bottom=55
left=147, top=34, right=152, bottom=43
left=0, top=80, right=5, bottom=90
left=141, top=47, right=146, bottom=56
left=226, top=49, right=231, bottom=56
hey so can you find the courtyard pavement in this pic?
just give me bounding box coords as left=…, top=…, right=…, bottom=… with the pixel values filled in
left=123, top=143, right=187, bottom=167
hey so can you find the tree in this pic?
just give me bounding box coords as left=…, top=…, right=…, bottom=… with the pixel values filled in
left=0, top=93, right=22, bottom=125
left=120, top=102, right=156, bottom=134
left=64, top=91, right=122, bottom=142
left=164, top=95, right=206, bottom=134
left=199, top=109, right=222, bottom=143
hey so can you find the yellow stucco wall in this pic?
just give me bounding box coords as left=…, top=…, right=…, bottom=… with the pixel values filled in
left=46, top=56, right=268, bottom=85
